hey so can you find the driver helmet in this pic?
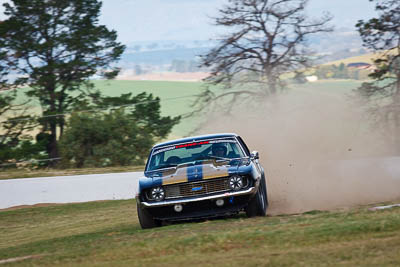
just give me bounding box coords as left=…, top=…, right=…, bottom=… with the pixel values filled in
left=211, top=144, right=227, bottom=157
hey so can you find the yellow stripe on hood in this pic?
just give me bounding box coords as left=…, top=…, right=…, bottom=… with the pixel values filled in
left=161, top=161, right=229, bottom=185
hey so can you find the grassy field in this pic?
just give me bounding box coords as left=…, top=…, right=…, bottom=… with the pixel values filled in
left=10, top=79, right=363, bottom=139
left=0, top=199, right=399, bottom=266
left=11, top=80, right=207, bottom=138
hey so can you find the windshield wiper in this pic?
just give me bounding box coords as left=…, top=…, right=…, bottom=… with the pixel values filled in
left=206, top=155, right=230, bottom=161
left=151, top=164, right=178, bottom=171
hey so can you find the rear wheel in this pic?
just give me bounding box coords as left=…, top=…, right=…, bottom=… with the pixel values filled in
left=245, top=175, right=268, bottom=217
left=137, top=202, right=161, bottom=229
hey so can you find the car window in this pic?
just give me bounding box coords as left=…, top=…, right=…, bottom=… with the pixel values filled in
left=147, top=138, right=246, bottom=171
left=236, top=136, right=250, bottom=156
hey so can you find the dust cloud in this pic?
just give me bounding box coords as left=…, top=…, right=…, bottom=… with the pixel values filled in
left=198, top=87, right=400, bottom=215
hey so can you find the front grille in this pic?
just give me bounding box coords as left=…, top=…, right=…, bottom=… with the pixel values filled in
left=164, top=177, right=247, bottom=199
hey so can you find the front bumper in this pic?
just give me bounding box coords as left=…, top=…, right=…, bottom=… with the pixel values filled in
left=139, top=186, right=257, bottom=208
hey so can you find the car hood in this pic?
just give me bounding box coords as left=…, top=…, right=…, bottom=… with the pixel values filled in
left=142, top=158, right=252, bottom=188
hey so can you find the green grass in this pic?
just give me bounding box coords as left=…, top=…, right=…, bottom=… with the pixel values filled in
left=91, top=80, right=203, bottom=117
left=1, top=200, right=400, bottom=266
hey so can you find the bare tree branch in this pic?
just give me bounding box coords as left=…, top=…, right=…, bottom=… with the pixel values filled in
left=199, top=0, right=333, bottom=110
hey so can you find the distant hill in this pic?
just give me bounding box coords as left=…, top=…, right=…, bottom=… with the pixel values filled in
left=118, top=30, right=366, bottom=67
left=323, top=49, right=396, bottom=66
left=323, top=53, right=376, bottom=66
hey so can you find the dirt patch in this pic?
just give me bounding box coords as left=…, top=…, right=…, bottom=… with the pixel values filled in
left=0, top=255, right=44, bottom=264
left=198, top=89, right=400, bottom=215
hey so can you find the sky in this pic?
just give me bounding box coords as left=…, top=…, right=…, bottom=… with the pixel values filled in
left=0, top=0, right=378, bottom=44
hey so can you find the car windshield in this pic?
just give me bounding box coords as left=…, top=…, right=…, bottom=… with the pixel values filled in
left=146, top=138, right=246, bottom=171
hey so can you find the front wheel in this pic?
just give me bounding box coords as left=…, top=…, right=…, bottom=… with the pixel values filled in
left=137, top=202, right=161, bottom=229
left=245, top=175, right=268, bottom=217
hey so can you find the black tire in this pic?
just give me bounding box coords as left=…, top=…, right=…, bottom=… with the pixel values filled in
left=137, top=202, right=161, bottom=229
left=245, top=175, right=268, bottom=217
left=257, top=175, right=269, bottom=216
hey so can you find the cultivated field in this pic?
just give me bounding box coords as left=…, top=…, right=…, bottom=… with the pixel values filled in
left=0, top=200, right=400, bottom=266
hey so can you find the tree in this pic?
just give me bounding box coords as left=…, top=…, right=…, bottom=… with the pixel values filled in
left=355, top=0, right=400, bottom=152
left=59, top=93, right=180, bottom=168
left=0, top=0, right=125, bottom=162
left=199, top=0, right=332, bottom=107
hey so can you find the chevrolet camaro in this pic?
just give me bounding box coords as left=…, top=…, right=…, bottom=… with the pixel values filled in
left=136, top=133, right=268, bottom=229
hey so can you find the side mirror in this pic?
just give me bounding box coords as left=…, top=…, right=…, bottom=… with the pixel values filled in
left=250, top=151, right=259, bottom=160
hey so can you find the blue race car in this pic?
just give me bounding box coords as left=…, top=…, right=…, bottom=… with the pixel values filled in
left=136, top=133, right=268, bottom=228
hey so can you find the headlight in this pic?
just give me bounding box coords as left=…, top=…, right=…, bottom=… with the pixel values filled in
left=229, top=175, right=243, bottom=191
left=150, top=186, right=165, bottom=201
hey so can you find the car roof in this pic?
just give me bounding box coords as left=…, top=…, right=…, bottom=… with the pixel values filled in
left=153, top=133, right=239, bottom=149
